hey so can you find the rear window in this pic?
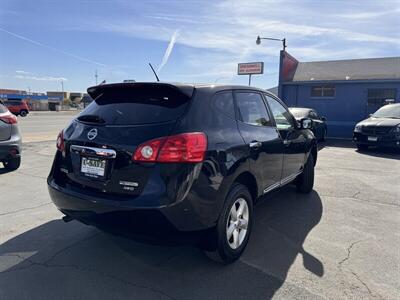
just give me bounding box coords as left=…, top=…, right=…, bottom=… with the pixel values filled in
left=6, top=99, right=22, bottom=105
left=0, top=104, right=8, bottom=113
left=79, top=86, right=192, bottom=125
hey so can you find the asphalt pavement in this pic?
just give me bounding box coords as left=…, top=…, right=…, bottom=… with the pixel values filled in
left=18, top=111, right=79, bottom=143
left=0, top=112, right=399, bottom=299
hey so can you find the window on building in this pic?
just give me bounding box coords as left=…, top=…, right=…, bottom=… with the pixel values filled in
left=367, top=89, right=396, bottom=107
left=310, top=85, right=335, bottom=98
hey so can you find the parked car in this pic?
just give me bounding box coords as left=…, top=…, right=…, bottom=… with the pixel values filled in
left=47, top=83, right=318, bottom=263
left=2, top=99, right=30, bottom=117
left=0, top=103, right=22, bottom=170
left=353, top=103, right=400, bottom=151
left=289, top=107, right=327, bottom=141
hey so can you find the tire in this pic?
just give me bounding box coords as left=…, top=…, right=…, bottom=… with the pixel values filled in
left=296, top=154, right=314, bottom=193
left=3, top=157, right=21, bottom=170
left=357, top=144, right=368, bottom=151
left=20, top=110, right=28, bottom=117
left=205, top=183, right=253, bottom=264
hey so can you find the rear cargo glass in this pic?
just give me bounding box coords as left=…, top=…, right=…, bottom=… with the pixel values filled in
left=79, top=86, right=192, bottom=125
left=0, top=104, right=7, bottom=113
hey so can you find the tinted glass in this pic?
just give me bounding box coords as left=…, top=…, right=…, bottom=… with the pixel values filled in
left=289, top=108, right=309, bottom=118
left=236, top=92, right=271, bottom=126
left=79, top=87, right=191, bottom=125
left=0, top=104, right=8, bottom=113
left=214, top=92, right=235, bottom=119
left=309, top=111, right=318, bottom=119
left=372, top=104, right=400, bottom=119
left=266, top=96, right=293, bottom=130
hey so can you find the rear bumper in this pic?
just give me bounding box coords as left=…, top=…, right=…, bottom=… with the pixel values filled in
left=47, top=176, right=217, bottom=241
left=353, top=132, right=400, bottom=148
left=0, top=127, right=21, bottom=160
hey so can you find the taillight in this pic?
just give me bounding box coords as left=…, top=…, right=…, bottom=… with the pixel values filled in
left=0, top=113, right=17, bottom=124
left=133, top=132, right=207, bottom=163
left=56, top=130, right=65, bottom=152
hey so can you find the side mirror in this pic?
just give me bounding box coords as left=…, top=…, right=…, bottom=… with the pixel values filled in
left=321, top=116, right=326, bottom=121
left=300, top=118, right=313, bottom=129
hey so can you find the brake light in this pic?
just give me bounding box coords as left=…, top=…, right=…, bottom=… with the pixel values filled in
left=56, top=130, right=65, bottom=152
left=0, top=113, right=17, bottom=124
left=133, top=132, right=207, bottom=163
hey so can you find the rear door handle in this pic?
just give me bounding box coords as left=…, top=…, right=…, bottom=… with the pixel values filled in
left=249, top=141, right=262, bottom=149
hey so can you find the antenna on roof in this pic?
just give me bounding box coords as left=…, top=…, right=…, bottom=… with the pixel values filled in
left=148, top=63, right=160, bottom=82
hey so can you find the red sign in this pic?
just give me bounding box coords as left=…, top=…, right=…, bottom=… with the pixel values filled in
left=238, top=62, right=264, bottom=75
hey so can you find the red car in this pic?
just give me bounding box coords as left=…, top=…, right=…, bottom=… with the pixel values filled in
left=1, top=99, right=30, bottom=117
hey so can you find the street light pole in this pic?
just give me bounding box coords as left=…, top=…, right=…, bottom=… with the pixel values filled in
left=256, top=35, right=287, bottom=99
left=256, top=36, right=287, bottom=51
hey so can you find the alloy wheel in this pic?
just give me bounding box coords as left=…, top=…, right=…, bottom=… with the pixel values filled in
left=226, top=198, right=249, bottom=249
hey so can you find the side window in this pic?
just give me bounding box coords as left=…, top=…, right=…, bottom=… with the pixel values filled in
left=213, top=91, right=235, bottom=119
left=265, top=96, right=294, bottom=130
left=236, top=92, right=271, bottom=126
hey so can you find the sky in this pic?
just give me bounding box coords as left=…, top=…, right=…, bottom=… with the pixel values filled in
left=0, top=0, right=399, bottom=93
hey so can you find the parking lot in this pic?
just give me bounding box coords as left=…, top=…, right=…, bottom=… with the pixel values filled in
left=0, top=112, right=399, bottom=300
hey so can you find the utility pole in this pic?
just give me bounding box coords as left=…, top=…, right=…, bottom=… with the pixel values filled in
left=95, top=70, right=98, bottom=85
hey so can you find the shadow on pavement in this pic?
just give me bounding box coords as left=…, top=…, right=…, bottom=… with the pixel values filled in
left=356, top=147, right=400, bottom=160
left=0, top=166, right=14, bottom=175
left=0, top=186, right=323, bottom=300
left=325, top=138, right=355, bottom=148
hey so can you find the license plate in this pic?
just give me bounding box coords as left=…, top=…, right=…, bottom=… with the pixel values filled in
left=368, top=136, right=378, bottom=142
left=81, top=157, right=106, bottom=177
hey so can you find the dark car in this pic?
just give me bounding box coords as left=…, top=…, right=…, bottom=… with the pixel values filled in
left=47, top=83, right=317, bottom=263
left=289, top=107, right=327, bottom=141
left=2, top=99, right=30, bottom=117
left=353, top=103, right=400, bottom=151
left=0, top=103, right=22, bottom=170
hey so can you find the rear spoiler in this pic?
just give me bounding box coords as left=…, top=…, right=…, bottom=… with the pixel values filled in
left=87, top=82, right=195, bottom=99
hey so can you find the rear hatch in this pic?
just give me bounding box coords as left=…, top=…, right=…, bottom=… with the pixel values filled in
left=59, top=83, right=194, bottom=198
left=0, top=105, right=12, bottom=141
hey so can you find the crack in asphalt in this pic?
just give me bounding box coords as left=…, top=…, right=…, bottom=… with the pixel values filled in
left=351, top=271, right=372, bottom=295
left=0, top=233, right=177, bottom=300
left=338, top=239, right=375, bottom=297
left=0, top=202, right=52, bottom=217
left=338, top=240, right=363, bottom=266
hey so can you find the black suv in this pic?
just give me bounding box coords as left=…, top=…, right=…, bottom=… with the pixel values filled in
left=48, top=83, right=317, bottom=263
left=353, top=103, right=400, bottom=150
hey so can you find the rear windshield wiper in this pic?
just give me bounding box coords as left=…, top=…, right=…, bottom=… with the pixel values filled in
left=77, top=114, right=106, bottom=124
